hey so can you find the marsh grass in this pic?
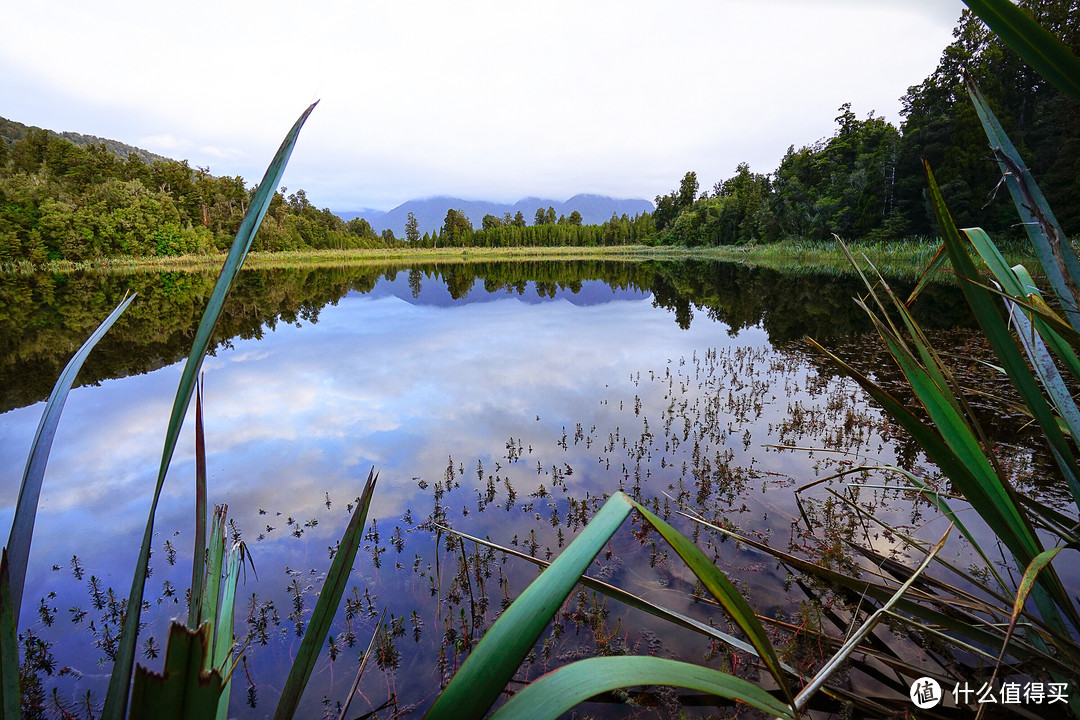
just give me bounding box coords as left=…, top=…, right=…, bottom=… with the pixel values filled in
left=2, top=238, right=1042, bottom=280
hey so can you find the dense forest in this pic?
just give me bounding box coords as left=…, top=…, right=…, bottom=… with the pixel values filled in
left=0, top=122, right=397, bottom=262
left=1, top=0, right=1076, bottom=263
left=654, top=0, right=1080, bottom=246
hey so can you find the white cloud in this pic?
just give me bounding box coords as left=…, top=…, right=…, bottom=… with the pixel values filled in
left=0, top=0, right=965, bottom=210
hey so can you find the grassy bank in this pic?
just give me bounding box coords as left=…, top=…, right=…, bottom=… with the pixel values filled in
left=1, top=237, right=1039, bottom=277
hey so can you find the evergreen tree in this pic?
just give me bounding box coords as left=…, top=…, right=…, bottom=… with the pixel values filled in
left=405, top=211, right=420, bottom=243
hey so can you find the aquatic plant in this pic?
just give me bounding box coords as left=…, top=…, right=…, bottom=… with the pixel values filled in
left=1, top=103, right=382, bottom=720
left=422, top=2, right=1080, bottom=717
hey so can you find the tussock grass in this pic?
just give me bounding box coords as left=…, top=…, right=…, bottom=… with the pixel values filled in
left=2, top=238, right=1041, bottom=279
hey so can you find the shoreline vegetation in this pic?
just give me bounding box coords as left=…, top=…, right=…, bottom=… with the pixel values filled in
left=0, top=237, right=1040, bottom=279
left=3, top=6, right=1076, bottom=286
left=4, top=1, right=1080, bottom=717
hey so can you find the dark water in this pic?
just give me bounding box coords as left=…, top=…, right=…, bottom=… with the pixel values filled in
left=0, top=260, right=1056, bottom=717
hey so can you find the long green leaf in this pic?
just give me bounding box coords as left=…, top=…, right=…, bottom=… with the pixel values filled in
left=966, top=230, right=1080, bottom=381
left=686, top=516, right=1078, bottom=676
left=0, top=551, right=19, bottom=720
left=926, top=166, right=1080, bottom=599
left=189, top=377, right=208, bottom=629
left=6, top=292, right=136, bottom=621
left=201, top=505, right=227, bottom=664
left=1008, top=548, right=1062, bottom=650
left=129, top=623, right=223, bottom=720
left=104, top=102, right=317, bottom=720
left=807, top=337, right=1025, bottom=551
left=965, top=77, right=1080, bottom=330
left=424, top=492, right=634, bottom=720
left=962, top=0, right=1080, bottom=102
left=214, top=542, right=243, bottom=720
left=274, top=469, right=378, bottom=720
left=488, top=656, right=795, bottom=720
left=977, top=547, right=1065, bottom=720
left=433, top=523, right=799, bottom=676
left=1011, top=264, right=1080, bottom=381
left=1005, top=300, right=1080, bottom=505
left=880, top=332, right=1024, bottom=532
left=627, top=498, right=795, bottom=707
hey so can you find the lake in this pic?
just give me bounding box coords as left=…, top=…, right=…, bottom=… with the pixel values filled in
left=0, top=260, right=1064, bottom=717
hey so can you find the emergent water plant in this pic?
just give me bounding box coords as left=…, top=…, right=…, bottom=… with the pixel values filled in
left=1, top=103, right=381, bottom=720
left=421, top=1, right=1080, bottom=717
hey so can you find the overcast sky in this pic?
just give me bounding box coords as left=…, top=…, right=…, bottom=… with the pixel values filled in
left=1, top=1, right=966, bottom=212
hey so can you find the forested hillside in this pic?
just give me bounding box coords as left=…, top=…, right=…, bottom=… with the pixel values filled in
left=1, top=1, right=1076, bottom=262
left=0, top=127, right=394, bottom=262
left=0, top=117, right=168, bottom=166
left=654, top=0, right=1079, bottom=246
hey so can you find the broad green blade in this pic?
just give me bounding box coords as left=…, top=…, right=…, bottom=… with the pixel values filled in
left=0, top=551, right=19, bottom=720
left=962, top=0, right=1080, bottom=102
left=905, top=242, right=949, bottom=307
left=435, top=524, right=795, bottom=673
left=487, top=656, right=795, bottom=720
left=189, top=377, right=208, bottom=629
left=274, top=469, right=377, bottom=720
left=1005, top=299, right=1080, bottom=506
left=966, top=230, right=1080, bottom=381
left=6, top=292, right=136, bottom=621
left=983, top=548, right=1069, bottom=716
left=1011, top=264, right=1080, bottom=380
left=965, top=78, right=1080, bottom=330
left=214, top=543, right=243, bottom=720
left=926, top=165, right=1078, bottom=574
left=201, top=505, right=228, bottom=669
left=880, top=332, right=1016, bottom=522
left=807, top=337, right=1022, bottom=549
left=424, top=493, right=634, bottom=720
left=1012, top=548, right=1062, bottom=629
left=627, top=498, right=795, bottom=707
left=129, top=623, right=223, bottom=720
left=104, top=102, right=317, bottom=720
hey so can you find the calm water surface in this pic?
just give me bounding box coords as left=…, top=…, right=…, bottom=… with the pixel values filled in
left=0, top=260, right=1060, bottom=717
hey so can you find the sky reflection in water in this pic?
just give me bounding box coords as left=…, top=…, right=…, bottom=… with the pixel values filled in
left=0, top=270, right=931, bottom=716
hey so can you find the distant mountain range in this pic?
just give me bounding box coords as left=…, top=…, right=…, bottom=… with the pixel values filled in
left=2, top=116, right=653, bottom=235
left=337, top=194, right=655, bottom=237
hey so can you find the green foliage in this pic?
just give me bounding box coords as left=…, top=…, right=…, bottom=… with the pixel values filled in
left=102, top=103, right=318, bottom=720
left=2, top=105, right=391, bottom=720
left=128, top=624, right=224, bottom=720
left=0, top=124, right=398, bottom=263
left=811, top=5, right=1080, bottom=714
left=651, top=1, right=1079, bottom=248
left=427, top=492, right=797, bottom=719
left=897, top=0, right=1080, bottom=235
left=4, top=293, right=136, bottom=622
left=440, top=208, right=473, bottom=245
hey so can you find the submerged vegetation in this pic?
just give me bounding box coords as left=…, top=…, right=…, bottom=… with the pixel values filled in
left=3, top=0, right=1080, bottom=718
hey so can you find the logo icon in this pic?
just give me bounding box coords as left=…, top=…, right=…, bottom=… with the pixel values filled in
left=911, top=677, right=942, bottom=709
